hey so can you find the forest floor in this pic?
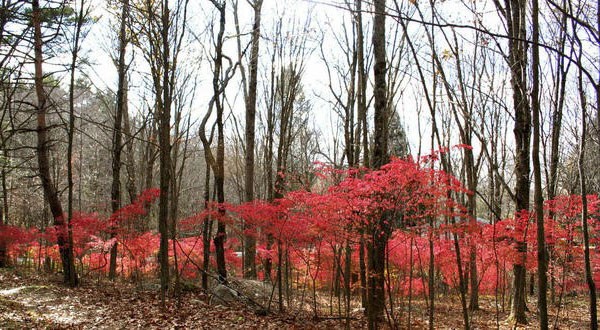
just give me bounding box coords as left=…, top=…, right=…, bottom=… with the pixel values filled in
left=0, top=268, right=591, bottom=329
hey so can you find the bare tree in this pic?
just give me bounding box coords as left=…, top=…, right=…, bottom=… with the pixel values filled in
left=198, top=0, right=235, bottom=283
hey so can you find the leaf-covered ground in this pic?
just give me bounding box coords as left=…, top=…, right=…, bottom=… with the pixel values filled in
left=0, top=268, right=591, bottom=329
left=0, top=269, right=366, bottom=329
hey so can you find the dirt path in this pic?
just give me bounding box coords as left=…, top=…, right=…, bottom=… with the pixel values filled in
left=0, top=283, right=87, bottom=328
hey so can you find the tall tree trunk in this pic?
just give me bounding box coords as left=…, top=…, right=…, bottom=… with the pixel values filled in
left=531, top=0, right=548, bottom=326
left=495, top=0, right=530, bottom=323
left=67, top=0, right=87, bottom=288
left=214, top=5, right=228, bottom=284
left=109, top=0, right=129, bottom=281
left=263, top=61, right=275, bottom=281
left=546, top=1, right=567, bottom=304
left=199, top=0, right=230, bottom=286
left=198, top=0, right=229, bottom=283
left=243, top=0, right=263, bottom=279
left=368, top=0, right=389, bottom=328
left=32, top=0, right=77, bottom=287
left=158, top=0, right=172, bottom=302
left=577, top=59, right=598, bottom=330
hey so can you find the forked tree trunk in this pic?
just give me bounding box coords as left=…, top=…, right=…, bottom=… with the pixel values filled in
left=199, top=0, right=228, bottom=283
left=213, top=1, right=227, bottom=283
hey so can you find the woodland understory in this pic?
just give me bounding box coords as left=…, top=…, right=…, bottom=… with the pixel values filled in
left=0, top=260, right=593, bottom=329
left=1, top=0, right=599, bottom=329
left=0, top=267, right=591, bottom=330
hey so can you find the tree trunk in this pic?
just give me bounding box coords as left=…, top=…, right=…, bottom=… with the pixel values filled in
left=263, top=44, right=276, bottom=281
left=0, top=169, right=5, bottom=267
left=367, top=0, right=389, bottom=328
left=497, top=0, right=530, bottom=323
left=32, top=0, right=77, bottom=287
left=243, top=0, right=263, bottom=279
left=109, top=0, right=129, bottom=281
left=344, top=238, right=352, bottom=323
left=577, top=58, right=598, bottom=330
left=531, top=0, right=548, bottom=325
left=122, top=81, right=137, bottom=204
left=428, top=217, right=435, bottom=330
left=546, top=0, right=567, bottom=305
left=142, top=121, right=157, bottom=232
left=199, top=0, right=229, bottom=283
left=359, top=229, right=367, bottom=312
left=158, top=0, right=172, bottom=302
left=67, top=0, right=87, bottom=288
left=465, top=145, right=478, bottom=311
left=354, top=0, right=368, bottom=167
left=201, top=168, right=212, bottom=290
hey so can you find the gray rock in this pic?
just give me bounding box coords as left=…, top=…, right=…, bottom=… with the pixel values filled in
left=210, top=278, right=274, bottom=311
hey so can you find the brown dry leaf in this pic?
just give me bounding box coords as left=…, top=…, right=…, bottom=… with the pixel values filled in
left=0, top=269, right=595, bottom=329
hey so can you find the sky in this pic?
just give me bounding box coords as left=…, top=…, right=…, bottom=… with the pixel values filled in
left=78, top=0, right=513, bottom=164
